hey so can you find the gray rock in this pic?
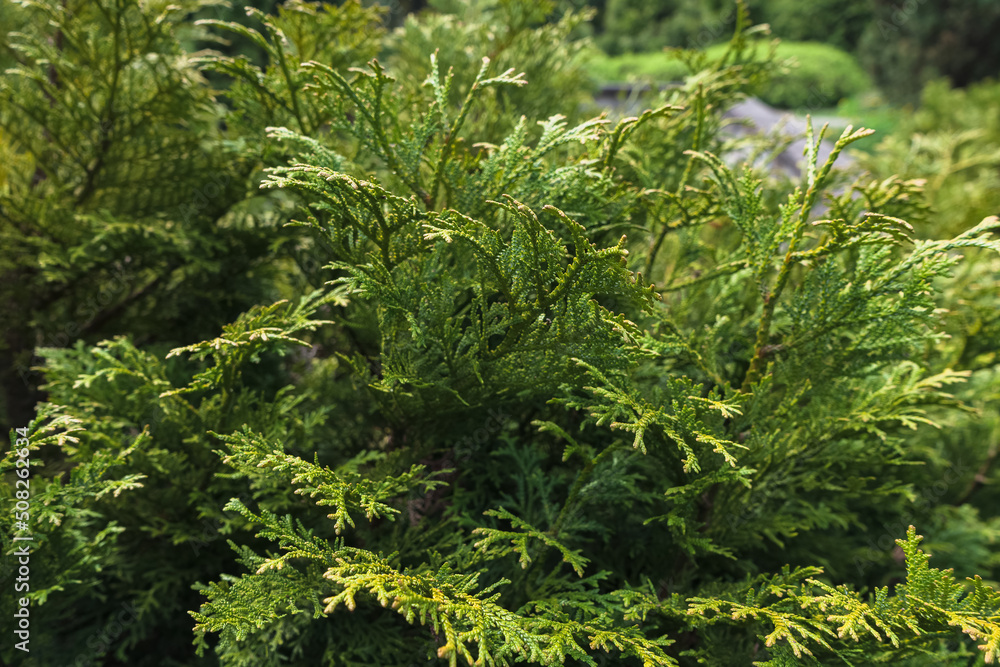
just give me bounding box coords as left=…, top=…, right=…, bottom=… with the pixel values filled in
left=593, top=85, right=853, bottom=182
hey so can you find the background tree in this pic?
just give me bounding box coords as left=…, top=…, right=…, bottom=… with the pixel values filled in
left=857, top=0, right=1000, bottom=103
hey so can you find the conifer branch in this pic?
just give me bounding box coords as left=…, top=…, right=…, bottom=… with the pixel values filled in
left=741, top=122, right=876, bottom=392
left=304, top=60, right=434, bottom=207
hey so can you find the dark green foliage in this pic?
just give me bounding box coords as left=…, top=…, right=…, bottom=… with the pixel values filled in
left=596, top=0, right=728, bottom=55
left=0, top=0, right=298, bottom=432
left=3, top=2, right=1000, bottom=666
left=194, top=0, right=385, bottom=138
left=591, top=0, right=872, bottom=55
left=587, top=0, right=1000, bottom=102
left=754, top=0, right=872, bottom=52
left=857, top=0, right=1000, bottom=102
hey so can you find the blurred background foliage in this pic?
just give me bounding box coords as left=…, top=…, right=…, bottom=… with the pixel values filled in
left=570, top=0, right=1000, bottom=103
left=1, top=0, right=998, bottom=665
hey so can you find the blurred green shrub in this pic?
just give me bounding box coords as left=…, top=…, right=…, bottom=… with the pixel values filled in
left=586, top=0, right=1000, bottom=102
left=597, top=0, right=727, bottom=55
left=755, top=0, right=872, bottom=52
left=857, top=0, right=1000, bottom=103
left=587, top=40, right=870, bottom=109
left=594, top=0, right=872, bottom=55
left=855, top=78, right=1000, bottom=238
left=760, top=41, right=870, bottom=109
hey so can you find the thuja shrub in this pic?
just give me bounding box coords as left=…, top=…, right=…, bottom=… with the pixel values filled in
left=0, top=0, right=320, bottom=434
left=2, top=2, right=1000, bottom=666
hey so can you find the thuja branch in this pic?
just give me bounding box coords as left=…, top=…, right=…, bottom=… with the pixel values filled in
left=645, top=85, right=705, bottom=279
left=740, top=122, right=874, bottom=392
left=550, top=442, right=621, bottom=536
left=268, top=18, right=308, bottom=134
left=306, top=60, right=434, bottom=208
left=430, top=57, right=527, bottom=210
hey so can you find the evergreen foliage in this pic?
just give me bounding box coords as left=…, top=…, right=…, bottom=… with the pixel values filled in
left=857, top=78, right=1000, bottom=237
left=0, top=0, right=300, bottom=433
left=2, top=1, right=999, bottom=666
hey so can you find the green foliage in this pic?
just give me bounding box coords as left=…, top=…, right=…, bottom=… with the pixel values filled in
left=850, top=79, right=1000, bottom=634
left=688, top=527, right=1000, bottom=664
left=212, top=426, right=447, bottom=534
left=857, top=0, right=1000, bottom=103
left=192, top=488, right=673, bottom=667
left=754, top=0, right=872, bottom=52
left=827, top=91, right=902, bottom=152
left=855, top=78, right=1000, bottom=238
left=588, top=0, right=1000, bottom=101
left=382, top=0, right=597, bottom=142
left=4, top=2, right=1000, bottom=667
left=596, top=0, right=728, bottom=55
left=757, top=41, right=870, bottom=109
left=0, top=289, right=346, bottom=664
left=593, top=0, right=872, bottom=55
left=0, top=0, right=301, bottom=433
left=194, top=0, right=385, bottom=138
left=587, top=40, right=870, bottom=109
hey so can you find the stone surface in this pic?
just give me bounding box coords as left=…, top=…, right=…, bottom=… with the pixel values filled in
left=593, top=85, right=853, bottom=181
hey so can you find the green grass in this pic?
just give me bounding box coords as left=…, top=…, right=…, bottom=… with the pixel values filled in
left=829, top=91, right=902, bottom=151
left=775, top=92, right=901, bottom=154
left=586, top=48, right=689, bottom=84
